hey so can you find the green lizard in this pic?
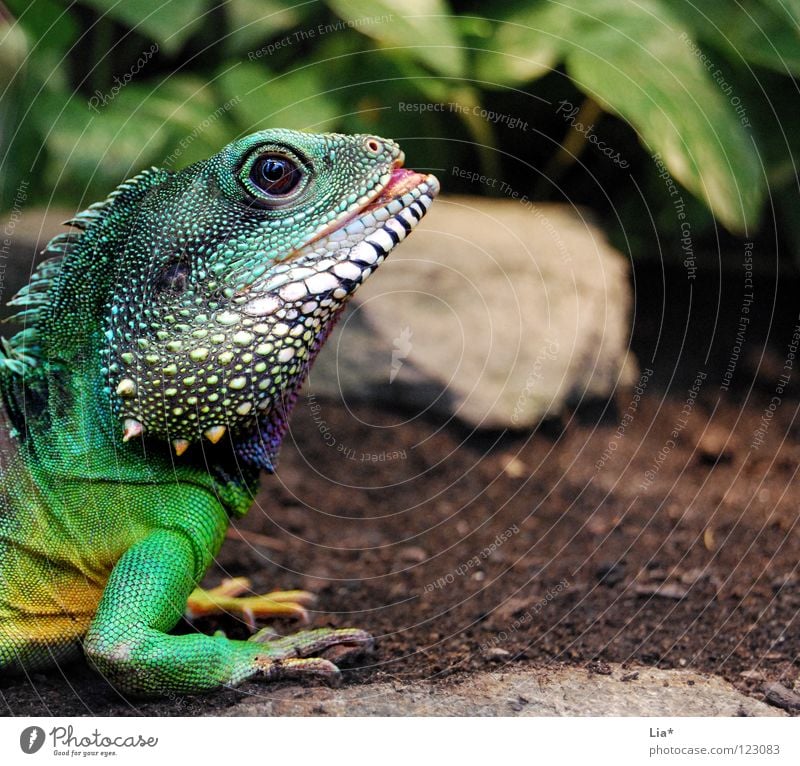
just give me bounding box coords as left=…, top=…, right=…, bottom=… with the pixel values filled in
left=0, top=129, right=438, bottom=696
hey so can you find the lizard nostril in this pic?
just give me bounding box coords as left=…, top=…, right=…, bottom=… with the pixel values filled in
left=364, top=137, right=382, bottom=154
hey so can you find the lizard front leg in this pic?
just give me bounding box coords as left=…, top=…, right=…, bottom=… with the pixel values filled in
left=83, top=529, right=372, bottom=696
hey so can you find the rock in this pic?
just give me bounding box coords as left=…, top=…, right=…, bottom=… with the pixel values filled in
left=763, top=682, right=800, bottom=712
left=4, top=201, right=636, bottom=430
left=501, top=454, right=527, bottom=478
left=696, top=424, right=734, bottom=464
left=595, top=560, right=627, bottom=587
left=634, top=581, right=690, bottom=600
left=308, top=196, right=636, bottom=429
left=225, top=664, right=785, bottom=716
left=483, top=647, right=511, bottom=661
left=397, top=546, right=427, bottom=563
left=586, top=659, right=613, bottom=675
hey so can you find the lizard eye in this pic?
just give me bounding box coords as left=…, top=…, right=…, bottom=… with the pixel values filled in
left=249, top=153, right=302, bottom=197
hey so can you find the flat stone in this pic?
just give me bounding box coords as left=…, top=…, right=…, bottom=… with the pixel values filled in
left=763, top=681, right=800, bottom=712
left=226, top=664, right=784, bottom=717
left=309, top=196, right=636, bottom=429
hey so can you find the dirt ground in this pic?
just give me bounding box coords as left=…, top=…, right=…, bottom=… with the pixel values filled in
left=1, top=263, right=799, bottom=716
left=2, top=386, right=798, bottom=716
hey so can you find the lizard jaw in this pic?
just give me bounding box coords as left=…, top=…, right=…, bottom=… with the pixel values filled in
left=114, top=170, right=439, bottom=454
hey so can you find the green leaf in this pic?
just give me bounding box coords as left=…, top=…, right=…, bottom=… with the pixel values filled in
left=218, top=63, right=340, bottom=132
left=77, top=0, right=209, bottom=53
left=671, top=0, right=800, bottom=76
left=4, top=0, right=78, bottom=58
left=325, top=0, right=464, bottom=77
left=137, top=78, right=238, bottom=167
left=223, top=0, right=306, bottom=55
left=0, top=12, right=34, bottom=209
left=472, top=5, right=560, bottom=87
left=0, top=10, right=28, bottom=92
left=37, top=75, right=234, bottom=202
left=475, top=0, right=764, bottom=233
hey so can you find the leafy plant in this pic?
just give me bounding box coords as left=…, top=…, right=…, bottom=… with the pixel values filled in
left=0, top=0, right=797, bottom=261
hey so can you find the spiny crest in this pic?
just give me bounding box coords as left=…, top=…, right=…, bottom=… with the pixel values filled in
left=1, top=254, right=64, bottom=373
left=0, top=167, right=166, bottom=375
left=1, top=243, right=71, bottom=374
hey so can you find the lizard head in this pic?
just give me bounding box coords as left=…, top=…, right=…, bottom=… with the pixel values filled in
left=104, top=130, right=438, bottom=468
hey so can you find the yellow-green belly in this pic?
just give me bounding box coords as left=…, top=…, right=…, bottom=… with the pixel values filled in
left=0, top=536, right=113, bottom=669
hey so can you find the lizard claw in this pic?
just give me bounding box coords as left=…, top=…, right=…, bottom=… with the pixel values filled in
left=249, top=625, right=283, bottom=643
left=265, top=627, right=374, bottom=659
left=250, top=627, right=374, bottom=684
left=258, top=656, right=342, bottom=685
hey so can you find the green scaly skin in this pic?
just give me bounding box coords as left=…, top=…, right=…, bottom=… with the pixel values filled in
left=0, top=130, right=438, bottom=696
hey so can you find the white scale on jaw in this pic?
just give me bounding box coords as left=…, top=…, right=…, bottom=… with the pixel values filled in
left=242, top=181, right=436, bottom=317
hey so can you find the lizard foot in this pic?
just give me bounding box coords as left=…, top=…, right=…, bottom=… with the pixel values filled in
left=185, top=576, right=316, bottom=628
left=249, top=627, right=374, bottom=685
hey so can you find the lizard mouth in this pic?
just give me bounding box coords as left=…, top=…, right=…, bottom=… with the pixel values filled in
left=301, top=167, right=437, bottom=249
left=240, top=168, right=440, bottom=317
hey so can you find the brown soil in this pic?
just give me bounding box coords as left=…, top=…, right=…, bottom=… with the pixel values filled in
left=1, top=263, right=799, bottom=716
left=2, top=386, right=798, bottom=716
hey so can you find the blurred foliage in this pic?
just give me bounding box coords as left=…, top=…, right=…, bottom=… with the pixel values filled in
left=0, top=0, right=798, bottom=261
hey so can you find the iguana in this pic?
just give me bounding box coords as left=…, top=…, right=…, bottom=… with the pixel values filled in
left=0, top=129, right=438, bottom=696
